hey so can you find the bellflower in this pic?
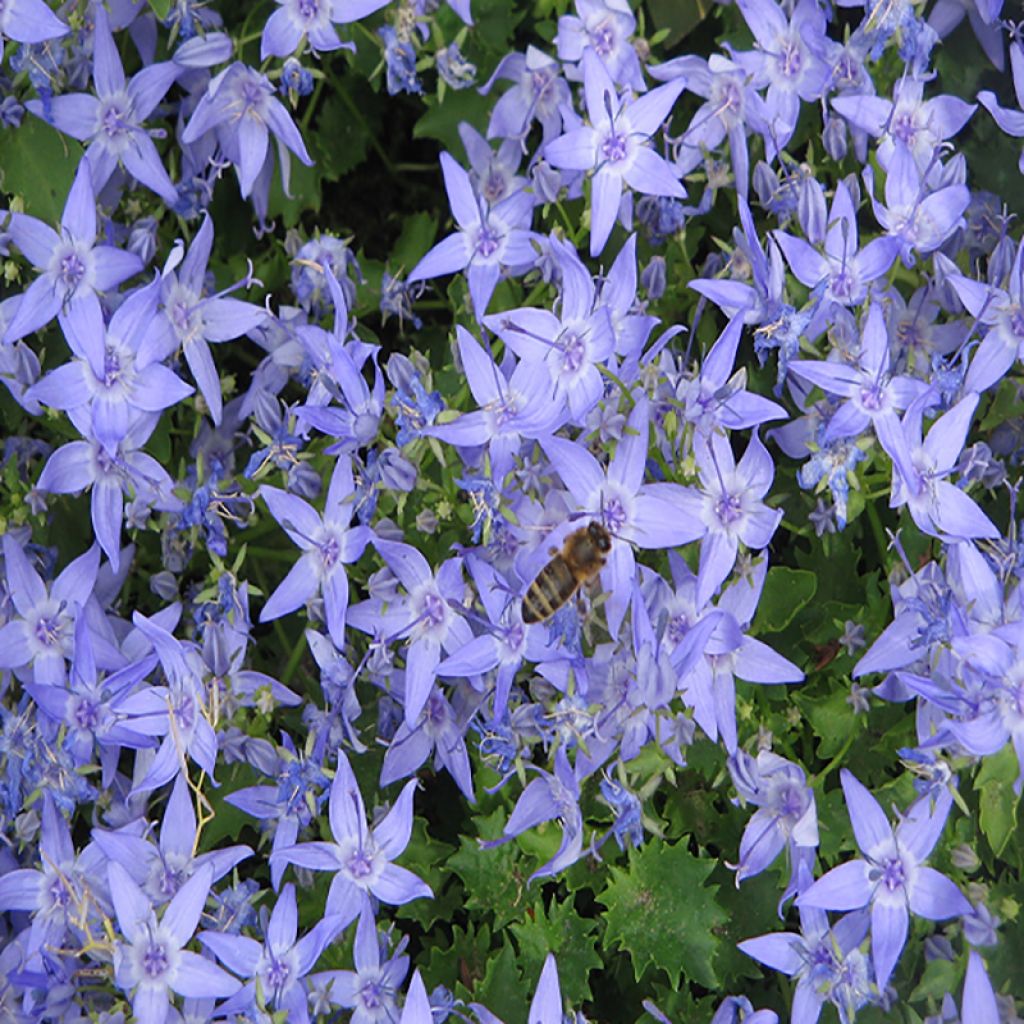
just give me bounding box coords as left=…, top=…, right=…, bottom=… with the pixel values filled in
left=36, top=408, right=181, bottom=571
left=788, top=302, right=928, bottom=476
left=0, top=536, right=101, bottom=688
left=26, top=276, right=194, bottom=455
left=937, top=244, right=1024, bottom=393
left=271, top=749, right=431, bottom=926
left=545, top=49, right=684, bottom=257
left=731, top=0, right=829, bottom=157
left=261, top=0, right=389, bottom=59
left=92, top=773, right=252, bottom=904
left=380, top=685, right=474, bottom=801
left=889, top=392, right=1000, bottom=542
left=109, top=861, right=241, bottom=1024
left=350, top=540, right=472, bottom=724
left=774, top=182, right=898, bottom=327
left=678, top=430, right=783, bottom=608
left=480, top=45, right=571, bottom=145
left=831, top=76, right=976, bottom=179
left=555, top=0, right=645, bottom=92
left=25, top=615, right=151, bottom=778
left=312, top=905, right=409, bottom=1023
left=25, top=5, right=181, bottom=203
left=113, top=610, right=219, bottom=795
left=258, top=456, right=373, bottom=648
left=1, top=155, right=143, bottom=346
left=0, top=0, right=68, bottom=47
left=538, top=396, right=705, bottom=633
left=678, top=316, right=788, bottom=433
left=483, top=234, right=614, bottom=422
left=977, top=36, right=1024, bottom=167
left=0, top=793, right=93, bottom=958
left=862, top=141, right=970, bottom=266
left=425, top=326, right=565, bottom=483
left=739, top=886, right=875, bottom=1024
left=650, top=53, right=772, bottom=199
left=484, top=746, right=584, bottom=880
left=796, top=770, right=971, bottom=990
left=406, top=151, right=536, bottom=317
left=151, top=213, right=268, bottom=426
left=199, top=883, right=344, bottom=1024
left=181, top=61, right=313, bottom=199
left=458, top=122, right=528, bottom=205
left=728, top=749, right=818, bottom=885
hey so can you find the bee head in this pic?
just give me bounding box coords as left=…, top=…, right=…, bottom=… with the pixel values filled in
left=588, top=521, right=612, bottom=552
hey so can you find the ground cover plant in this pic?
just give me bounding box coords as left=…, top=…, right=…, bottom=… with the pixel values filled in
left=0, top=0, right=1022, bottom=1021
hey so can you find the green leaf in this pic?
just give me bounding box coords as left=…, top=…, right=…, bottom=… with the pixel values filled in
left=976, top=745, right=1019, bottom=857
left=146, top=0, right=171, bottom=19
left=265, top=159, right=322, bottom=228
left=646, top=0, right=715, bottom=45
left=391, top=211, right=439, bottom=276
left=793, top=688, right=861, bottom=760
left=0, top=120, right=82, bottom=223
left=447, top=810, right=531, bottom=928
left=471, top=939, right=527, bottom=1024
left=908, top=956, right=960, bottom=1002
left=313, top=91, right=372, bottom=181
left=414, top=89, right=489, bottom=155
left=753, top=566, right=817, bottom=634
left=509, top=897, right=602, bottom=1003
left=601, top=839, right=725, bottom=987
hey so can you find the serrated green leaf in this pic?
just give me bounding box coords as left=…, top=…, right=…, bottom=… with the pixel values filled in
left=447, top=810, right=531, bottom=928
left=0, top=120, right=81, bottom=223
left=471, top=939, right=526, bottom=1024
left=509, top=898, right=602, bottom=1003
left=793, top=688, right=861, bottom=759
left=754, top=567, right=817, bottom=634
left=601, top=840, right=725, bottom=987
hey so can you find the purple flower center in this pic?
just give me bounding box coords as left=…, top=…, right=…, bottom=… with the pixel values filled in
left=858, top=383, right=884, bottom=412
left=142, top=940, right=170, bottom=979
left=156, top=863, right=186, bottom=898
left=103, top=345, right=124, bottom=388
left=359, top=979, right=384, bottom=1010
left=265, top=956, right=291, bottom=991
left=59, top=249, right=87, bottom=292
left=591, top=22, right=615, bottom=57
left=73, top=697, right=100, bottom=732
left=347, top=847, right=374, bottom=879
left=531, top=67, right=555, bottom=105
left=830, top=269, right=854, bottom=301
left=715, top=493, right=743, bottom=526
left=319, top=533, right=340, bottom=571
left=875, top=854, right=906, bottom=892
left=891, top=111, right=917, bottom=145
left=34, top=608, right=66, bottom=649
left=667, top=613, right=690, bottom=647
left=296, top=0, right=320, bottom=21
left=49, top=875, right=72, bottom=909
left=601, top=130, right=628, bottom=164
left=100, top=98, right=131, bottom=139
left=833, top=53, right=861, bottom=89
left=778, top=41, right=803, bottom=79
left=1009, top=307, right=1024, bottom=339
left=423, top=591, right=447, bottom=627
left=474, top=224, right=501, bottom=260
left=238, top=76, right=268, bottom=116
left=560, top=331, right=586, bottom=373
left=602, top=496, right=627, bottom=534
left=175, top=694, right=196, bottom=731
left=775, top=782, right=806, bottom=821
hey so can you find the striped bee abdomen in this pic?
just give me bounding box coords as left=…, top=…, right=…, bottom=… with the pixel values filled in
left=521, top=555, right=581, bottom=624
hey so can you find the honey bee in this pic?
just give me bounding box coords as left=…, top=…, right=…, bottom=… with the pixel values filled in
left=521, top=521, right=612, bottom=624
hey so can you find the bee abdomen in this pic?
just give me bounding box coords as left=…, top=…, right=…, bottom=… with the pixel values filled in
left=522, top=558, right=580, bottom=624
